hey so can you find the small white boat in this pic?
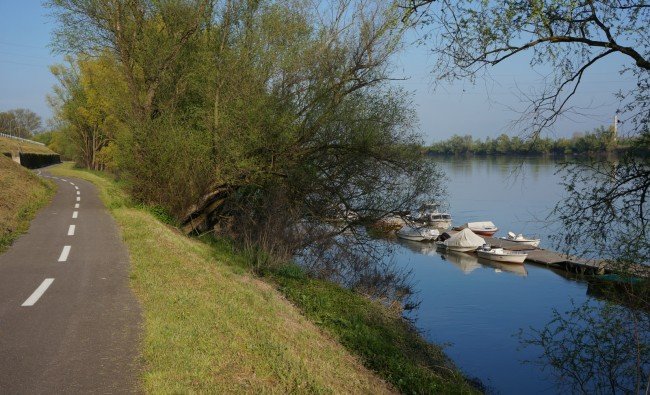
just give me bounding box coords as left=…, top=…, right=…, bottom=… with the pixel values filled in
left=412, top=203, right=453, bottom=229
left=396, top=225, right=440, bottom=242
left=500, top=231, right=540, bottom=247
left=476, top=245, right=528, bottom=264
left=453, top=221, right=499, bottom=236
left=436, top=228, right=485, bottom=252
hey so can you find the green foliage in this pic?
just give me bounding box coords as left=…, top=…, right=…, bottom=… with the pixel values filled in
left=142, top=204, right=178, bottom=226
left=427, top=126, right=623, bottom=156
left=47, top=0, right=440, bottom=268
left=49, top=52, right=130, bottom=170
left=0, top=109, right=42, bottom=138
left=520, top=301, right=650, bottom=394
left=32, top=131, right=54, bottom=145
left=270, top=263, right=480, bottom=394
left=0, top=156, right=55, bottom=253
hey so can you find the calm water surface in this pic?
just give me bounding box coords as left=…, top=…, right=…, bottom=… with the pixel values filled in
left=396, top=157, right=599, bottom=394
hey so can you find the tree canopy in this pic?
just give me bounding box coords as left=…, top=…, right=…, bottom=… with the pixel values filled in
left=405, top=0, right=649, bottom=137
left=0, top=109, right=43, bottom=138
left=47, top=0, right=440, bottom=272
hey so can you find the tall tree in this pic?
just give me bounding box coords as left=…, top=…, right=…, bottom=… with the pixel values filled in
left=47, top=0, right=441, bottom=275
left=0, top=109, right=43, bottom=138
left=49, top=53, right=129, bottom=170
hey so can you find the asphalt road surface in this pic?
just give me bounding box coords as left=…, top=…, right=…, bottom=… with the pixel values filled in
left=0, top=168, right=141, bottom=394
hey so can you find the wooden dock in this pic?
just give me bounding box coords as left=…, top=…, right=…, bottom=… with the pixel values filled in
left=442, top=230, right=649, bottom=278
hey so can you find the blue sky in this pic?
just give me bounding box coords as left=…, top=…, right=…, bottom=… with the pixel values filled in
left=0, top=1, right=636, bottom=142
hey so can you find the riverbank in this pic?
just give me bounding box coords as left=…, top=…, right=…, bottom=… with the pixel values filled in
left=424, top=129, right=647, bottom=157
left=49, top=162, right=478, bottom=394
left=0, top=156, right=55, bottom=253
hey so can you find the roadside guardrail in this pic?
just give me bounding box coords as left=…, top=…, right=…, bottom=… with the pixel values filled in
left=0, top=132, right=46, bottom=146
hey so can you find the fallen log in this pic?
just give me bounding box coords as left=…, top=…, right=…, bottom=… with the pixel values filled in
left=180, top=183, right=233, bottom=234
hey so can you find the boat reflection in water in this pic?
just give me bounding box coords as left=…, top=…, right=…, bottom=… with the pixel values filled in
left=440, top=250, right=482, bottom=274
left=477, top=257, right=528, bottom=277
left=396, top=238, right=528, bottom=277
left=396, top=239, right=439, bottom=256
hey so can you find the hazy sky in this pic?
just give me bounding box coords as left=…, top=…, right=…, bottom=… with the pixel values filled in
left=0, top=1, right=637, bottom=142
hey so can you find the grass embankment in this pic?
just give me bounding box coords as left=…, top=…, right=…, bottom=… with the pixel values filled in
left=271, top=267, right=476, bottom=393
left=50, top=162, right=478, bottom=394
left=0, top=156, right=55, bottom=253
left=50, top=163, right=392, bottom=393
left=0, top=136, right=57, bottom=155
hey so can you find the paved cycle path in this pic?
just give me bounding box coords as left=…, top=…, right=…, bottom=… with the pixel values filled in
left=0, top=168, right=141, bottom=394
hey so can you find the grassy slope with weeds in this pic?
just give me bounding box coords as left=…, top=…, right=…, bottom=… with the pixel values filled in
left=50, top=163, right=393, bottom=394
left=272, top=267, right=478, bottom=394
left=0, top=136, right=57, bottom=155
left=205, top=236, right=478, bottom=394
left=0, top=156, right=55, bottom=253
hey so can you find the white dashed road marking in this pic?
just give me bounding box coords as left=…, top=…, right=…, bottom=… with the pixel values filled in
left=74, top=186, right=78, bottom=190
left=58, top=246, right=71, bottom=262
left=68, top=225, right=76, bottom=236
left=76, top=191, right=80, bottom=195
left=76, top=197, right=80, bottom=202
left=72, top=211, right=78, bottom=219
left=75, top=203, right=79, bottom=209
left=21, top=279, right=54, bottom=307
left=61, top=179, right=67, bottom=182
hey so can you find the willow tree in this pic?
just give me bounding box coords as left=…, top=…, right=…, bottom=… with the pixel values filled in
left=47, top=0, right=441, bottom=278
left=49, top=53, right=130, bottom=170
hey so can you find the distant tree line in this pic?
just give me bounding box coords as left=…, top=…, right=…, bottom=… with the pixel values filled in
left=0, top=108, right=43, bottom=139
left=425, top=126, right=646, bottom=156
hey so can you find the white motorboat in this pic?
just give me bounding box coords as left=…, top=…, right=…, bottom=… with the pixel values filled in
left=453, top=221, right=499, bottom=236
left=436, top=228, right=485, bottom=252
left=476, top=245, right=528, bottom=264
left=396, top=225, right=440, bottom=242
left=412, top=203, right=453, bottom=229
left=500, top=231, right=540, bottom=247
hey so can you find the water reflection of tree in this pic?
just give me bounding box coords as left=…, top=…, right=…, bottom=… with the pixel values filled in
left=520, top=300, right=649, bottom=394
left=298, top=229, right=419, bottom=312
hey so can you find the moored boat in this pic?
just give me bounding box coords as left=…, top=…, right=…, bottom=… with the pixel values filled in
left=476, top=245, right=528, bottom=264
left=436, top=228, right=485, bottom=252
left=454, top=221, right=499, bottom=236
left=500, top=231, right=540, bottom=247
left=396, top=225, right=440, bottom=242
left=412, top=203, right=453, bottom=229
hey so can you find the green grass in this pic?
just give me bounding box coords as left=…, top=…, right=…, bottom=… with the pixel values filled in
left=0, top=136, right=57, bottom=155
left=0, top=156, right=55, bottom=253
left=50, top=162, right=479, bottom=394
left=270, top=267, right=479, bottom=394
left=200, top=235, right=480, bottom=393
left=49, top=162, right=394, bottom=394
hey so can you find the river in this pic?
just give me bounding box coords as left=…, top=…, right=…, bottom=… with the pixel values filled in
left=394, top=156, right=600, bottom=394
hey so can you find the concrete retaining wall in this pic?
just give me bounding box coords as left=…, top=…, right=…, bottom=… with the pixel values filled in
left=17, top=153, right=61, bottom=169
